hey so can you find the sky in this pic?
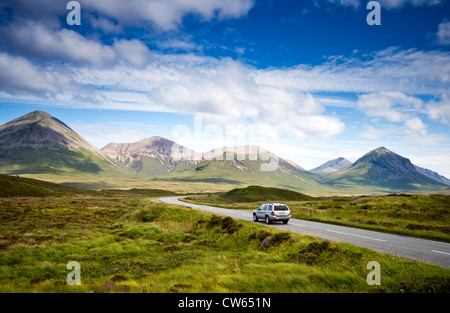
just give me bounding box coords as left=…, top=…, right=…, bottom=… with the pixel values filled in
left=0, top=0, right=450, bottom=176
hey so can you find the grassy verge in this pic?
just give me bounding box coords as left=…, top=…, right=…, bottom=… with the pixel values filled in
left=0, top=195, right=449, bottom=292
left=183, top=192, right=450, bottom=243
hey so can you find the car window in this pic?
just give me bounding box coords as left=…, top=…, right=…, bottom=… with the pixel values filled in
left=274, top=205, right=289, bottom=211
left=263, top=205, right=268, bottom=210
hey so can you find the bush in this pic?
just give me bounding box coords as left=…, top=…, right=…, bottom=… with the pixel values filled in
left=288, top=241, right=339, bottom=265
left=129, top=205, right=168, bottom=223
left=361, top=204, right=372, bottom=210
left=207, top=215, right=240, bottom=234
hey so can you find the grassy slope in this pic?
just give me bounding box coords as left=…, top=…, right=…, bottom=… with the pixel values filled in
left=162, top=157, right=335, bottom=196
left=185, top=186, right=450, bottom=242
left=218, top=185, right=314, bottom=203
left=0, top=194, right=449, bottom=293
left=0, top=174, right=178, bottom=198
left=317, top=162, right=447, bottom=194
left=0, top=146, right=136, bottom=191
left=0, top=174, right=94, bottom=197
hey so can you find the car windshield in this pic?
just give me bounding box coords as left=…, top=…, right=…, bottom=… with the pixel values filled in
left=274, top=205, right=289, bottom=211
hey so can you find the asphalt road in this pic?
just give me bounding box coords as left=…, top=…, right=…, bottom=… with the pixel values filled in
left=159, top=196, right=450, bottom=269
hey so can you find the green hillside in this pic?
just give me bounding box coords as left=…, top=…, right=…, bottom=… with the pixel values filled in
left=0, top=174, right=91, bottom=197
left=318, top=147, right=447, bottom=193
left=0, top=174, right=179, bottom=198
left=221, top=185, right=314, bottom=202
left=0, top=146, right=121, bottom=175
left=0, top=111, right=132, bottom=181
left=162, top=153, right=334, bottom=196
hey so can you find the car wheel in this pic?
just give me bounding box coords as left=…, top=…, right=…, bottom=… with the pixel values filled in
left=253, top=214, right=258, bottom=222
left=283, top=220, right=289, bottom=224
left=265, top=216, right=271, bottom=224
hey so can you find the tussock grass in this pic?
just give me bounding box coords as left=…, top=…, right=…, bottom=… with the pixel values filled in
left=0, top=195, right=449, bottom=293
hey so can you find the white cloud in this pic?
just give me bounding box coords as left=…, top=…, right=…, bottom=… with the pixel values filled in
left=69, top=121, right=155, bottom=148
left=356, top=92, right=434, bottom=140
left=89, top=16, right=123, bottom=34
left=156, top=39, right=201, bottom=52
left=62, top=55, right=346, bottom=140
left=404, top=117, right=427, bottom=136
left=1, top=28, right=449, bottom=142
left=427, top=93, right=450, bottom=123
left=379, top=0, right=442, bottom=9
left=4, top=22, right=116, bottom=65
left=83, top=0, right=255, bottom=31
left=253, top=48, right=450, bottom=95
left=327, top=0, right=360, bottom=8
left=113, top=39, right=152, bottom=68
left=0, top=52, right=70, bottom=95
left=2, top=0, right=255, bottom=32
left=360, top=125, right=388, bottom=139
left=437, top=21, right=450, bottom=46
left=357, top=92, right=423, bottom=122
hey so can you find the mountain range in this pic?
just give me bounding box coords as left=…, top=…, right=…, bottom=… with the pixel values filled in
left=310, top=157, right=352, bottom=173
left=0, top=110, right=449, bottom=194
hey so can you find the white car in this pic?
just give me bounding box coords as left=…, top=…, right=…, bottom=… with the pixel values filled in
left=253, top=203, right=291, bottom=224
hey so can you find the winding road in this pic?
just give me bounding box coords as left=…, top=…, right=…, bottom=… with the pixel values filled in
left=160, top=196, right=450, bottom=269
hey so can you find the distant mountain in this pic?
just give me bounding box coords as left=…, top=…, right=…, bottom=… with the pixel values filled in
left=0, top=111, right=123, bottom=175
left=414, top=165, right=450, bottom=186
left=101, top=136, right=200, bottom=176
left=319, top=147, right=447, bottom=192
left=102, top=139, right=327, bottom=192
left=2, top=111, right=449, bottom=194
left=310, top=157, right=352, bottom=173
left=165, top=145, right=330, bottom=193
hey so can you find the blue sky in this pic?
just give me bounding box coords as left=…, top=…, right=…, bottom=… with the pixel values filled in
left=1, top=0, right=450, bottom=176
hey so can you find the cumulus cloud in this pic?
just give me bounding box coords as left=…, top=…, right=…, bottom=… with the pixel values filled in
left=254, top=48, right=450, bottom=95
left=113, top=39, right=152, bottom=68
left=0, top=52, right=70, bottom=95
left=404, top=117, right=427, bottom=136
left=437, top=21, right=450, bottom=46
left=3, top=22, right=116, bottom=65
left=1, top=0, right=255, bottom=31
left=357, top=92, right=432, bottom=139
left=0, top=0, right=448, bottom=143
left=360, top=125, right=388, bottom=139
left=427, top=93, right=450, bottom=123
left=69, top=120, right=155, bottom=148
left=2, top=42, right=449, bottom=140
left=357, top=92, right=423, bottom=122
left=156, top=39, right=201, bottom=52
left=89, top=16, right=123, bottom=34
left=379, top=0, right=442, bottom=9
left=143, top=58, right=345, bottom=139
left=327, top=0, right=360, bottom=8
left=83, top=0, right=255, bottom=31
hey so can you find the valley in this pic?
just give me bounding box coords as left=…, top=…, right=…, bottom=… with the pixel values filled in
left=1, top=111, right=449, bottom=196
left=1, top=111, right=449, bottom=293
left=0, top=179, right=449, bottom=293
